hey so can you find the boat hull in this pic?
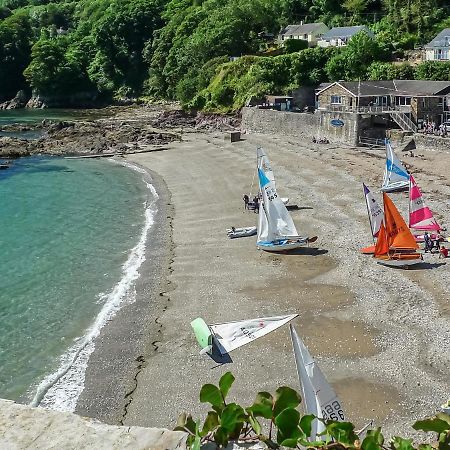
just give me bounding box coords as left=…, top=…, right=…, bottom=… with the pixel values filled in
left=257, top=237, right=314, bottom=252
left=381, top=181, right=409, bottom=192
left=227, top=226, right=257, bottom=239
left=376, top=258, right=423, bottom=267
left=360, top=245, right=376, bottom=255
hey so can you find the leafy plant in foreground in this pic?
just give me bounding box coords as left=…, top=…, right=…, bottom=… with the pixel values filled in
left=175, top=372, right=450, bottom=450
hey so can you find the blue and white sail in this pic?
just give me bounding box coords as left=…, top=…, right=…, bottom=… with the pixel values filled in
left=257, top=147, right=289, bottom=204
left=381, top=140, right=410, bottom=192
left=257, top=165, right=309, bottom=251
left=290, top=325, right=346, bottom=441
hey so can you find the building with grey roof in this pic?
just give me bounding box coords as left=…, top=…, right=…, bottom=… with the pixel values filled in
left=425, top=28, right=450, bottom=61
left=316, top=80, right=450, bottom=127
left=278, top=22, right=329, bottom=47
left=317, top=26, right=374, bottom=48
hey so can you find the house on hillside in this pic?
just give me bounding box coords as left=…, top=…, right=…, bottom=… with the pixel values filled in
left=278, top=22, right=329, bottom=47
left=316, top=80, right=450, bottom=128
left=425, top=28, right=450, bottom=61
left=317, top=26, right=374, bottom=47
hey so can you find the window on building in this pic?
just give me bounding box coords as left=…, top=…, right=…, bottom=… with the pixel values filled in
left=438, top=97, right=443, bottom=106
left=434, top=49, right=449, bottom=60
left=395, top=96, right=412, bottom=106
left=331, top=95, right=342, bottom=104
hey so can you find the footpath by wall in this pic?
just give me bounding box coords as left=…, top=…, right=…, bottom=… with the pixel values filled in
left=0, top=399, right=187, bottom=450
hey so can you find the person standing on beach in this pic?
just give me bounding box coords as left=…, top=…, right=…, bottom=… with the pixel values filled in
left=253, top=196, right=259, bottom=213
left=243, top=194, right=249, bottom=210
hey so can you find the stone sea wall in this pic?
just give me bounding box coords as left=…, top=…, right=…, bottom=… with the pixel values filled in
left=241, top=107, right=359, bottom=145
left=0, top=399, right=187, bottom=450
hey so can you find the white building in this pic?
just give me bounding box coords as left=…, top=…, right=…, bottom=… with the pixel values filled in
left=425, top=28, right=450, bottom=61
left=278, top=22, right=329, bottom=47
left=317, top=26, right=374, bottom=48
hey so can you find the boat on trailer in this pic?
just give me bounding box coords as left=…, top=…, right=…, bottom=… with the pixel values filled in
left=381, top=140, right=410, bottom=192
left=256, top=160, right=316, bottom=252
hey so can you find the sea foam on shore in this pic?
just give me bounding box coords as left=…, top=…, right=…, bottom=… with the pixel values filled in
left=30, top=160, right=159, bottom=412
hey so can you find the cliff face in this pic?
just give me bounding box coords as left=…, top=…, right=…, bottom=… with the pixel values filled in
left=0, top=399, right=187, bottom=450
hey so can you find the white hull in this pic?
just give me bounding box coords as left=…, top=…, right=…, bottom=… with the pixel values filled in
left=381, top=181, right=409, bottom=192
left=376, top=258, right=423, bottom=268
left=227, top=226, right=257, bottom=239
left=257, top=237, right=310, bottom=252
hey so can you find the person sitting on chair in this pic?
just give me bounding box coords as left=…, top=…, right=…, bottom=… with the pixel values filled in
left=439, top=246, right=448, bottom=259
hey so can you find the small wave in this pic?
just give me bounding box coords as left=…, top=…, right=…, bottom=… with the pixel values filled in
left=30, top=160, right=159, bottom=411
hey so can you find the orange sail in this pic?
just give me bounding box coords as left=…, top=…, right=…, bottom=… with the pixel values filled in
left=374, top=222, right=389, bottom=257
left=383, top=193, right=418, bottom=250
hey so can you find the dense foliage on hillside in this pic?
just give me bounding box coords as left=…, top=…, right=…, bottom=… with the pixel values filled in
left=0, top=0, right=449, bottom=109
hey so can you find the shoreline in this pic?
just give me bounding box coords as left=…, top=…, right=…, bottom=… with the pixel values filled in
left=74, top=163, right=173, bottom=424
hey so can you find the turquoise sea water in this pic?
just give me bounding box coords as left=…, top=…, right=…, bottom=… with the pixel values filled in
left=0, top=155, right=153, bottom=407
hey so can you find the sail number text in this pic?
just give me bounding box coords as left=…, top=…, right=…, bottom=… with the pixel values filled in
left=322, top=400, right=345, bottom=421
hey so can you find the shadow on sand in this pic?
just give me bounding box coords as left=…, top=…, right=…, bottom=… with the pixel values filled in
left=401, top=261, right=447, bottom=270
left=286, top=205, right=313, bottom=211
left=281, top=247, right=328, bottom=256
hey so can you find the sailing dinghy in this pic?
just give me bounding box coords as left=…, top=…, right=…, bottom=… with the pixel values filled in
left=257, top=166, right=317, bottom=252
left=290, top=325, right=346, bottom=441
left=381, top=140, right=410, bottom=192
left=191, top=314, right=298, bottom=363
left=374, top=192, right=422, bottom=267
left=226, top=226, right=257, bottom=239
left=409, top=175, right=443, bottom=242
left=257, top=147, right=289, bottom=205
left=361, top=183, right=384, bottom=254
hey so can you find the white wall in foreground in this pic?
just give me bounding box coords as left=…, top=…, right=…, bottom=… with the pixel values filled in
left=0, top=399, right=187, bottom=450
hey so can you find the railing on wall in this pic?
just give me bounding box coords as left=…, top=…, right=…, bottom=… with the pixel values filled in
left=319, top=105, right=412, bottom=114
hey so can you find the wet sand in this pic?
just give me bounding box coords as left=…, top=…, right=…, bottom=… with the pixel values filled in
left=114, top=130, right=450, bottom=438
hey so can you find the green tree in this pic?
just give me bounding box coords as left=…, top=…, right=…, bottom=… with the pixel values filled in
left=367, top=61, right=414, bottom=79
left=0, top=11, right=32, bottom=99
left=414, top=61, right=450, bottom=80
left=326, top=30, right=384, bottom=80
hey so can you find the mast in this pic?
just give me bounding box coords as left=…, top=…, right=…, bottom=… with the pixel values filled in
left=363, top=183, right=376, bottom=245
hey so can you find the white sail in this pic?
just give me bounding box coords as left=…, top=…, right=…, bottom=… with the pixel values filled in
left=363, top=183, right=383, bottom=237
left=210, top=314, right=298, bottom=355
left=290, top=325, right=345, bottom=441
left=381, top=140, right=410, bottom=191
left=257, top=147, right=275, bottom=184
left=257, top=167, right=298, bottom=243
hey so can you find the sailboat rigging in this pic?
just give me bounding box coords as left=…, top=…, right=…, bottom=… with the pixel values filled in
left=409, top=175, right=442, bottom=242
left=374, top=192, right=422, bottom=267
left=381, top=140, right=410, bottom=192
left=256, top=163, right=316, bottom=252
left=361, top=183, right=384, bottom=254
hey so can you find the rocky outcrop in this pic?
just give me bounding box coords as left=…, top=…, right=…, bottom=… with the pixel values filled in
left=0, top=90, right=31, bottom=110
left=0, top=399, right=187, bottom=450
left=25, top=91, right=100, bottom=109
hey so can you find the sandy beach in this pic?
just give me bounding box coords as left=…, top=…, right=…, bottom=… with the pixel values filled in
left=77, top=117, right=450, bottom=438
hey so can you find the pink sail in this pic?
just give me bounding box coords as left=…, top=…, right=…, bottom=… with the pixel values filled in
left=409, top=175, right=441, bottom=231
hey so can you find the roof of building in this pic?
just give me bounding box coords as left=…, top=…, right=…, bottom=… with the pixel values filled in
left=320, top=26, right=374, bottom=41
left=279, top=22, right=328, bottom=36
left=425, top=28, right=450, bottom=48
left=317, top=80, right=450, bottom=97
